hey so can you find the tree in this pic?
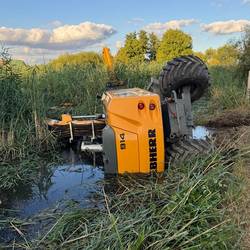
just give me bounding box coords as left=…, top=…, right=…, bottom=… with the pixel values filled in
left=204, top=48, right=219, bottom=65
left=115, top=47, right=128, bottom=64
left=125, top=32, right=144, bottom=63
left=148, top=32, right=160, bottom=61
left=216, top=44, right=238, bottom=66
left=204, top=45, right=239, bottom=66
left=138, top=30, right=149, bottom=58
left=156, top=29, right=193, bottom=63
left=115, top=31, right=146, bottom=64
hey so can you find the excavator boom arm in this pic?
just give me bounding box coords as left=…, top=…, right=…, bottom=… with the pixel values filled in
left=102, top=47, right=113, bottom=72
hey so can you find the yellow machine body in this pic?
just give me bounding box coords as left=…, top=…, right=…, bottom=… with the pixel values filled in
left=102, top=88, right=165, bottom=174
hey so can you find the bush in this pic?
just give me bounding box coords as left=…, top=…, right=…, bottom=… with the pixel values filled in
left=49, top=52, right=103, bottom=70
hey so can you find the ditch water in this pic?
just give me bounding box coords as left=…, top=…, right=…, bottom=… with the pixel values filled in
left=0, top=126, right=213, bottom=245
left=0, top=150, right=105, bottom=244
left=193, top=126, right=213, bottom=140
left=6, top=164, right=103, bottom=218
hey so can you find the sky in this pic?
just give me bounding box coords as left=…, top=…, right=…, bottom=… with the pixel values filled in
left=0, top=0, right=250, bottom=64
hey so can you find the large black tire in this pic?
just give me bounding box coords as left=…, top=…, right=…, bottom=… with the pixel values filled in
left=159, top=55, right=211, bottom=102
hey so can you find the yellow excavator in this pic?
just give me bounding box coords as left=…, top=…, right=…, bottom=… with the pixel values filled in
left=102, top=47, right=125, bottom=89
left=48, top=48, right=211, bottom=174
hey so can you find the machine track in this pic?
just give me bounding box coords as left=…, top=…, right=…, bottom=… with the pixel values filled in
left=166, top=138, right=214, bottom=165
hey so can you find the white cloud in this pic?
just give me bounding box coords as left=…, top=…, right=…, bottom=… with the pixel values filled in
left=201, top=19, right=250, bottom=35
left=143, top=19, right=197, bottom=34
left=128, top=18, right=144, bottom=25
left=0, top=21, right=116, bottom=50
left=49, top=20, right=63, bottom=27
left=242, top=0, right=250, bottom=4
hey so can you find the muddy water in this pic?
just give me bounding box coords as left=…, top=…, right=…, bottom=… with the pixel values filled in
left=0, top=150, right=104, bottom=244
left=9, top=164, right=103, bottom=218
left=1, top=127, right=212, bottom=218
left=0, top=126, right=212, bottom=244
left=192, top=126, right=214, bottom=140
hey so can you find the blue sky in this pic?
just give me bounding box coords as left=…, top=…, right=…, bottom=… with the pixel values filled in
left=0, top=0, right=249, bottom=64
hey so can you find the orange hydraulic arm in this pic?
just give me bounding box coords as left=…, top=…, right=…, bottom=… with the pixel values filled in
left=102, top=47, right=113, bottom=72
left=102, top=47, right=125, bottom=88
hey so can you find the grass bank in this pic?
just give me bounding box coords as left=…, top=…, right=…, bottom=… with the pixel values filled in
left=10, top=143, right=244, bottom=249
left=195, top=65, right=250, bottom=126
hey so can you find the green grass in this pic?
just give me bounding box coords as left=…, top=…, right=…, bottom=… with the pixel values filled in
left=194, top=65, right=250, bottom=125
left=208, top=66, right=248, bottom=111
left=1, top=51, right=249, bottom=248
left=1, top=54, right=249, bottom=190
left=0, top=55, right=107, bottom=191
left=0, top=150, right=61, bottom=190
left=0, top=55, right=161, bottom=166
left=37, top=63, right=108, bottom=115
left=19, top=145, right=244, bottom=249
left=114, top=61, right=161, bottom=88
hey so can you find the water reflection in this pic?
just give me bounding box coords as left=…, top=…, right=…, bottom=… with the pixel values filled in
left=192, top=126, right=213, bottom=139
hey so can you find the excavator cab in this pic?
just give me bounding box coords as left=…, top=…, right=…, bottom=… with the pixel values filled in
left=102, top=88, right=165, bottom=174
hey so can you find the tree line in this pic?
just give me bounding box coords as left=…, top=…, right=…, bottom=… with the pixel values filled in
left=115, top=29, right=241, bottom=66
left=47, top=28, right=249, bottom=76
left=116, top=29, right=193, bottom=64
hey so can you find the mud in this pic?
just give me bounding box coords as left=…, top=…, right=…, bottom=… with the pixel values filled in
left=206, top=108, right=250, bottom=128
